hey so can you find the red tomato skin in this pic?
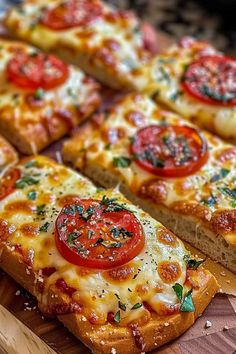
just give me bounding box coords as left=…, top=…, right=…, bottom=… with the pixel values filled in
left=131, top=125, right=208, bottom=178
left=7, top=53, right=69, bottom=91
left=55, top=199, right=145, bottom=269
left=40, top=0, right=102, bottom=30
left=141, top=23, right=158, bottom=55
left=182, top=55, right=236, bottom=106
left=0, top=169, right=20, bottom=201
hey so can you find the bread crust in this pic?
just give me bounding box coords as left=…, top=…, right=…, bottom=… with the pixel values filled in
left=0, top=90, right=100, bottom=155
left=0, top=243, right=219, bottom=354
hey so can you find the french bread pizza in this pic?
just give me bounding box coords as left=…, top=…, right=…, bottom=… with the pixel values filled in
left=0, top=39, right=100, bottom=154
left=4, top=0, right=157, bottom=90
left=0, top=155, right=218, bottom=353
left=142, top=37, right=236, bottom=142
left=63, top=93, right=236, bottom=274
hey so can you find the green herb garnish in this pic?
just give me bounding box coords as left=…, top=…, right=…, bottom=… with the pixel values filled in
left=24, top=160, right=38, bottom=168
left=34, top=88, right=45, bottom=100
left=183, top=255, right=206, bottom=270
left=67, top=232, right=80, bottom=243
left=210, top=168, right=230, bottom=183
left=113, top=156, right=132, bottom=168
left=15, top=175, right=39, bottom=189
left=114, top=310, right=121, bottom=323
left=36, top=204, right=46, bottom=216
left=39, top=222, right=50, bottom=232
left=118, top=301, right=126, bottom=311
left=172, top=283, right=195, bottom=312
left=27, top=190, right=37, bottom=200
left=131, top=303, right=142, bottom=310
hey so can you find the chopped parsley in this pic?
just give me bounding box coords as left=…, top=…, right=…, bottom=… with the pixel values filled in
left=210, top=168, right=230, bottom=183
left=110, top=227, right=133, bottom=239
left=93, top=237, right=122, bottom=249
left=201, top=194, right=217, bottom=208
left=34, top=88, right=45, bottom=100
left=36, top=204, right=46, bottom=216
left=67, top=87, right=77, bottom=99
left=39, top=222, right=50, bottom=232
left=118, top=301, right=126, bottom=311
left=64, top=204, right=83, bottom=216
left=63, top=204, right=94, bottom=220
left=88, top=230, right=94, bottom=239
left=27, top=190, right=37, bottom=200
left=114, top=310, right=121, bottom=323
left=131, top=303, right=142, bottom=310
left=67, top=232, right=80, bottom=243
left=218, top=187, right=236, bottom=207
left=101, top=196, right=117, bottom=206
left=24, top=160, right=38, bottom=168
left=157, top=67, right=170, bottom=83
left=169, top=90, right=183, bottom=102
left=172, top=283, right=195, bottom=312
left=183, top=255, right=205, bottom=270
left=133, top=150, right=164, bottom=168
left=15, top=175, right=39, bottom=189
left=113, top=156, right=132, bottom=168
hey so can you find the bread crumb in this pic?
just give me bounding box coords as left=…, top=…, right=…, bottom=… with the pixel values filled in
left=100, top=340, right=105, bottom=345
left=15, top=290, right=20, bottom=296
left=81, top=316, right=87, bottom=321
left=164, top=322, right=169, bottom=327
left=26, top=268, right=30, bottom=275
left=110, top=348, right=116, bottom=354
left=220, top=271, right=226, bottom=276
left=223, top=326, right=229, bottom=331
left=205, top=320, right=212, bottom=328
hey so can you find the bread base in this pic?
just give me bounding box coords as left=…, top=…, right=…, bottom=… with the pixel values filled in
left=0, top=244, right=218, bottom=354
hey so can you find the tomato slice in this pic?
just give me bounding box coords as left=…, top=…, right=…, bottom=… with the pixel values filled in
left=55, top=198, right=144, bottom=269
left=182, top=55, right=236, bottom=106
left=131, top=125, right=208, bottom=177
left=0, top=169, right=20, bottom=201
left=41, top=0, right=102, bottom=30
left=141, top=23, right=158, bottom=55
left=7, top=52, right=69, bottom=90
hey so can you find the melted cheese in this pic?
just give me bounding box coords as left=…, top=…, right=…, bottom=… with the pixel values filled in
left=63, top=93, right=236, bottom=240
left=143, top=39, right=236, bottom=140
left=5, top=0, right=149, bottom=88
left=0, top=155, right=189, bottom=325
left=0, top=39, right=97, bottom=127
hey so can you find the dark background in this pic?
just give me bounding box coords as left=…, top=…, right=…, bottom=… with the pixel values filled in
left=1, top=0, right=236, bottom=55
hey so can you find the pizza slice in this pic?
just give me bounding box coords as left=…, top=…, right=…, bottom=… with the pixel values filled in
left=0, top=135, right=18, bottom=175
left=0, top=155, right=218, bottom=354
left=63, top=93, right=236, bottom=274
left=0, top=39, right=100, bottom=154
left=4, top=0, right=157, bottom=90
left=142, top=37, right=236, bottom=142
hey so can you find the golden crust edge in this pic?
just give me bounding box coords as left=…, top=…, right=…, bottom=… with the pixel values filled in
left=0, top=233, right=219, bottom=354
